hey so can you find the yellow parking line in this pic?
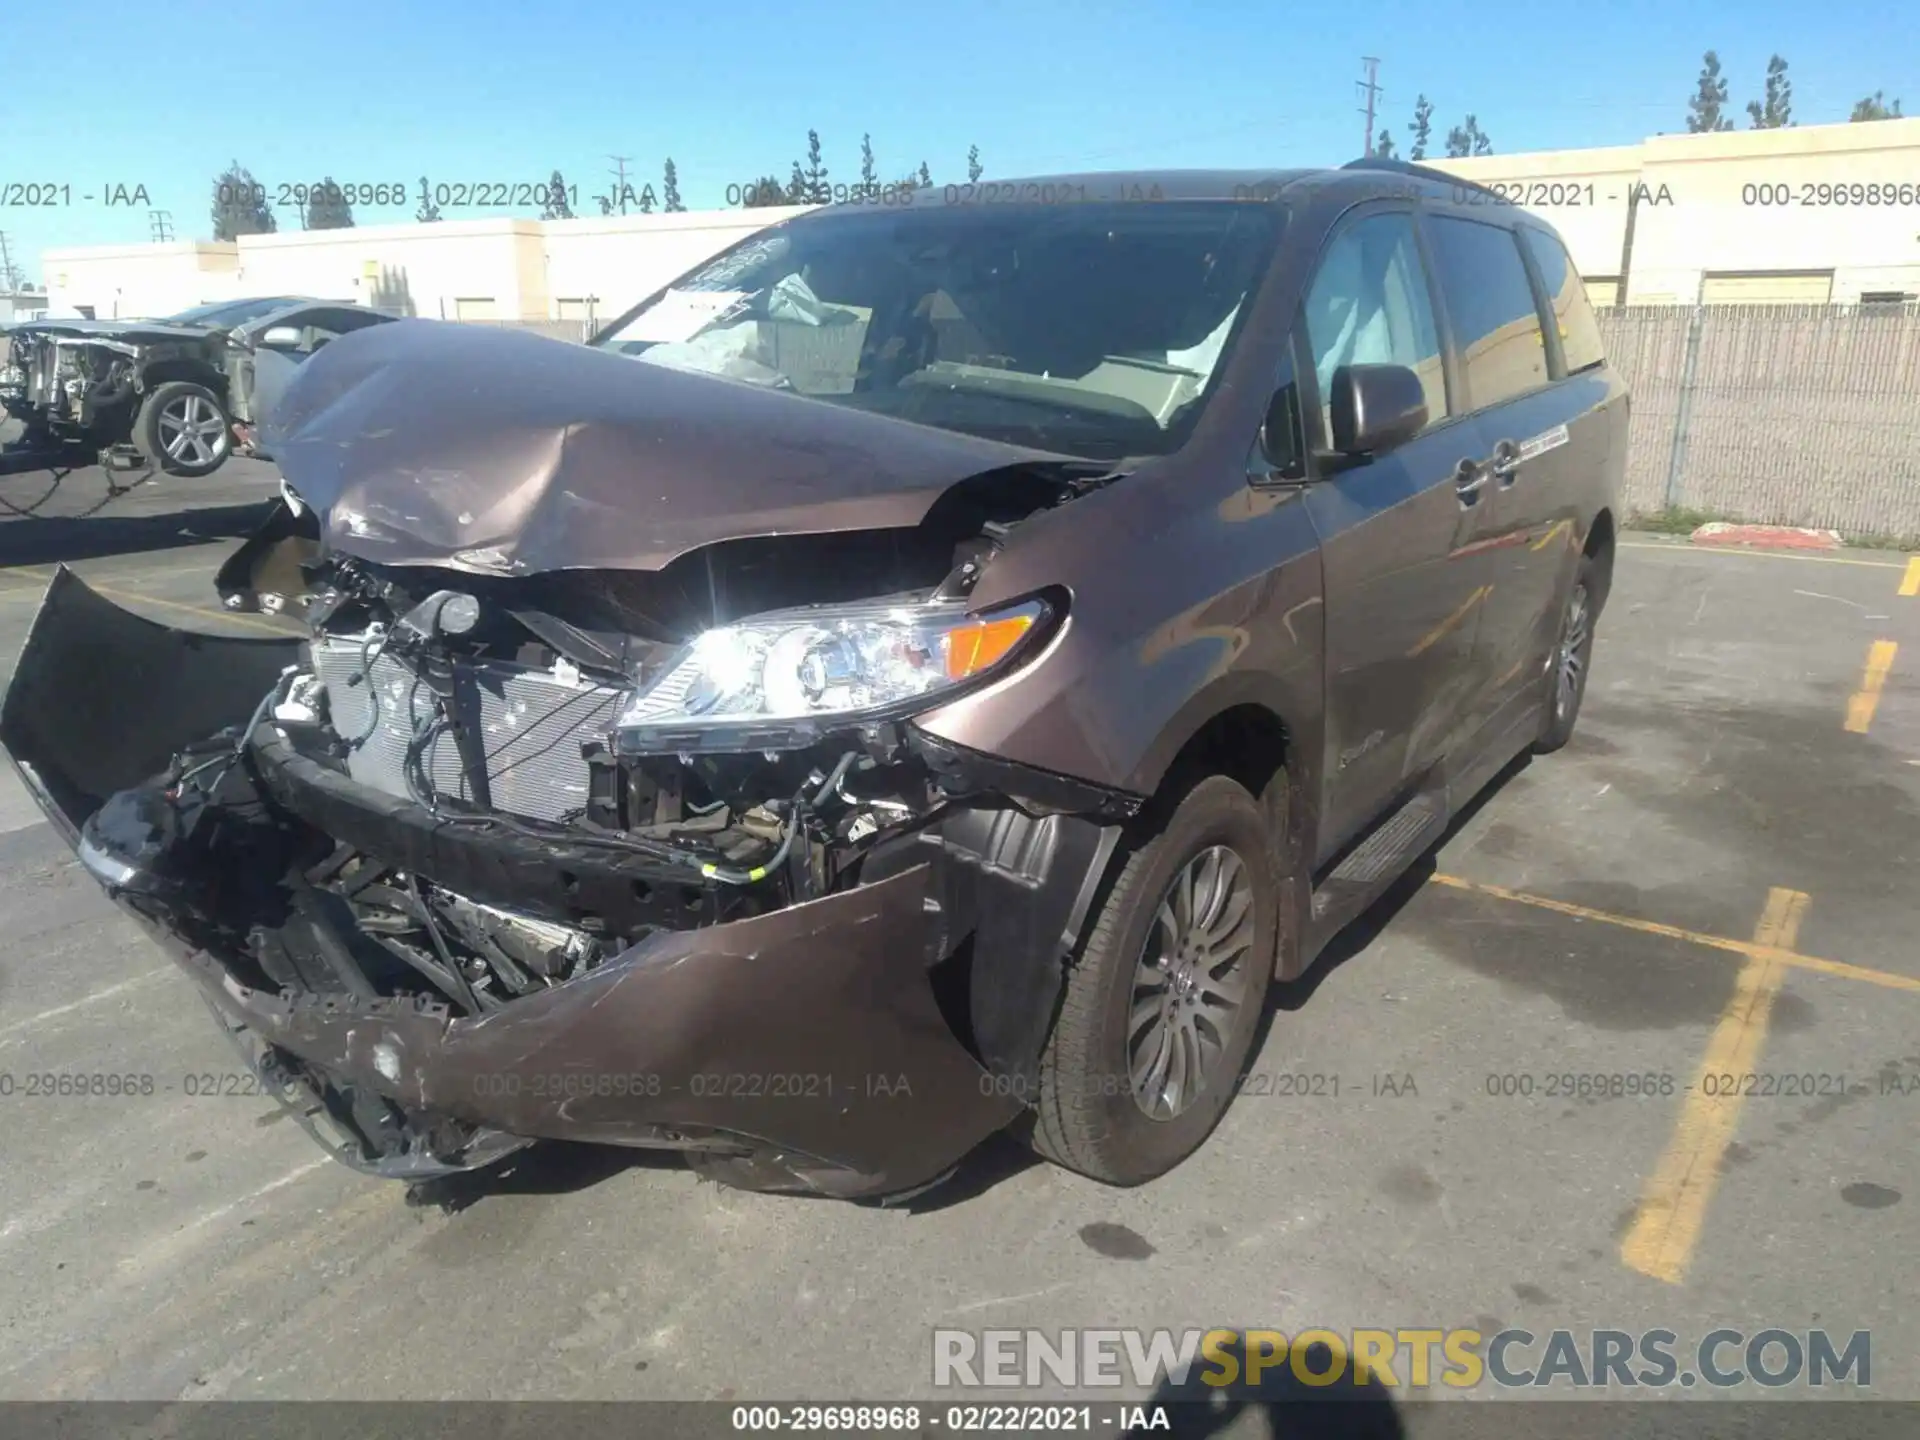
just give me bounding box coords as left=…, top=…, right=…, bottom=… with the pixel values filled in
left=1619, top=887, right=1809, bottom=1286
left=1427, top=873, right=1920, bottom=995
left=1617, top=543, right=1906, bottom=570
left=1900, top=557, right=1920, bottom=597
left=1844, top=640, right=1898, bottom=734
left=0, top=567, right=290, bottom=636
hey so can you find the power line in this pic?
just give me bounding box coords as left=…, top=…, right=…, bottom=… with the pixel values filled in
left=148, top=210, right=175, bottom=243
left=1358, top=57, right=1383, bottom=158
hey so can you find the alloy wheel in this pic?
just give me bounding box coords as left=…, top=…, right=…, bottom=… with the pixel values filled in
left=1556, top=581, right=1591, bottom=721
left=1127, top=844, right=1258, bottom=1121
left=158, top=393, right=228, bottom=467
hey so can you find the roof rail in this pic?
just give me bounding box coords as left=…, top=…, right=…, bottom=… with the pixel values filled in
left=1341, top=156, right=1502, bottom=200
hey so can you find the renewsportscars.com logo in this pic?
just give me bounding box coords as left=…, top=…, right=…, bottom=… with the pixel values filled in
left=932, top=1327, right=1871, bottom=1391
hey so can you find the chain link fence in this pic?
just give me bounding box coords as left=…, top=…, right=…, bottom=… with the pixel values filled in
left=1594, top=303, right=1920, bottom=538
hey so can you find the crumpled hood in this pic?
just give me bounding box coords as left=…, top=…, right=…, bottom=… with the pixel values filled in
left=264, top=319, right=1052, bottom=575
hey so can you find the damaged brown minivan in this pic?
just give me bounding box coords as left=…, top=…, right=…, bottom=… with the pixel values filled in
left=1, top=163, right=1624, bottom=1201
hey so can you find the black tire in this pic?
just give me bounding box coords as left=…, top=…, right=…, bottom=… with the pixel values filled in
left=134, top=380, right=232, bottom=477
left=1534, top=552, right=1599, bottom=754
left=1028, top=773, right=1277, bottom=1186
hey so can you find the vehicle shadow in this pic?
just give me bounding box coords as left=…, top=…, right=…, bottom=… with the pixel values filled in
left=0, top=494, right=273, bottom=567
left=1138, top=1333, right=1406, bottom=1439
left=1268, top=751, right=1532, bottom=1014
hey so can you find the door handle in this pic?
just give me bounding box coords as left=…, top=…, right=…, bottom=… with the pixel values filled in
left=1453, top=456, right=1489, bottom=504
left=1489, top=438, right=1522, bottom=482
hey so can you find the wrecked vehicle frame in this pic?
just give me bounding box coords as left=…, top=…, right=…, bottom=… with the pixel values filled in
left=0, top=297, right=398, bottom=477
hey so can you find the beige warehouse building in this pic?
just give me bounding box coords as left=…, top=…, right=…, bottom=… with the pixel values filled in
left=1433, top=116, right=1920, bottom=305
left=38, top=117, right=1920, bottom=321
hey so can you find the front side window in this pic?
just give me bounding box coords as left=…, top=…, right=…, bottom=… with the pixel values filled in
left=592, top=202, right=1285, bottom=461
left=1518, top=227, right=1606, bottom=374
left=1425, top=216, right=1550, bottom=408
left=1301, top=212, right=1447, bottom=435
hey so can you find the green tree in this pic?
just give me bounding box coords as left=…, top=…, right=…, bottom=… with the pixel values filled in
left=1445, top=116, right=1491, bottom=158
left=304, top=177, right=355, bottom=230
left=1850, top=91, right=1904, bottom=121
left=1687, top=50, right=1735, bottom=132
left=662, top=158, right=685, bottom=212
left=799, top=129, right=829, bottom=202
left=860, top=133, right=877, bottom=192
left=1746, top=55, right=1792, bottom=128
left=211, top=161, right=276, bottom=240
left=1374, top=128, right=1398, bottom=160
left=635, top=182, right=656, bottom=214
left=785, top=160, right=809, bottom=204
left=414, top=176, right=442, bottom=223
left=1409, top=96, right=1433, bottom=161
left=918, top=160, right=932, bottom=187
left=541, top=169, right=574, bottom=219
left=741, top=175, right=788, bottom=207
left=967, top=144, right=983, bottom=183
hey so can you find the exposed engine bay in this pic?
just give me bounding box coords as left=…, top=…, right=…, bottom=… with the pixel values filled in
left=227, top=463, right=1112, bottom=1013
left=0, top=461, right=1132, bottom=1193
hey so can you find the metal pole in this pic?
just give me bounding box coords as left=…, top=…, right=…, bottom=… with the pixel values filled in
left=1358, top=57, right=1382, bottom=157
left=1615, top=181, right=1640, bottom=309
left=1663, top=305, right=1706, bottom=509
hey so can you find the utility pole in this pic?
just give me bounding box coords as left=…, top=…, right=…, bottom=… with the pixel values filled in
left=0, top=231, right=18, bottom=292
left=1357, top=56, right=1383, bottom=157
left=148, top=210, right=175, bottom=243
left=607, top=154, right=634, bottom=215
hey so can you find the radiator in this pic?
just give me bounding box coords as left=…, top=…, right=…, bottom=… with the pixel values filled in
left=309, top=635, right=624, bottom=824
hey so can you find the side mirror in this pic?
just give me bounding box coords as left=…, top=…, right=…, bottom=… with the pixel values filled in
left=259, top=325, right=304, bottom=349
left=1327, top=363, right=1428, bottom=458
left=1257, top=381, right=1305, bottom=480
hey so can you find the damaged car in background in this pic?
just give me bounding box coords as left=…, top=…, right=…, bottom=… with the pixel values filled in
left=2, top=163, right=1624, bottom=1200
left=0, top=295, right=399, bottom=476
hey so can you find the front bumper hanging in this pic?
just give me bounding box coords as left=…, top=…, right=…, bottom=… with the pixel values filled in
left=0, top=568, right=1141, bottom=1197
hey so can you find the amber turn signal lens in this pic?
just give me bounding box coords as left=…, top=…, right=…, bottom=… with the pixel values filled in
left=944, top=614, right=1036, bottom=681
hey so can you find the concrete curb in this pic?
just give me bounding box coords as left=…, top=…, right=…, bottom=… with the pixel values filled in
left=1690, top=522, right=1843, bottom=551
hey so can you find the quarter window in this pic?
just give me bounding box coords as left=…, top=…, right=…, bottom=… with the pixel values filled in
left=1302, top=212, right=1447, bottom=435
left=1424, top=216, right=1550, bottom=407
left=1518, top=227, right=1606, bottom=373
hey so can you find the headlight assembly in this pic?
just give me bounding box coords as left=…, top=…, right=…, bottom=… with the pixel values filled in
left=614, top=595, right=1052, bottom=754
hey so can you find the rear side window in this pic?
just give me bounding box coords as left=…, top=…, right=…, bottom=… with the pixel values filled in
left=1424, top=215, right=1549, bottom=408
left=1518, top=227, right=1606, bottom=374
left=1302, top=212, right=1448, bottom=434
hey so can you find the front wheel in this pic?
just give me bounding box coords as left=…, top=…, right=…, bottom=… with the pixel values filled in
left=135, top=381, right=232, bottom=476
left=1534, top=553, right=1599, bottom=754
left=1027, top=774, right=1277, bottom=1186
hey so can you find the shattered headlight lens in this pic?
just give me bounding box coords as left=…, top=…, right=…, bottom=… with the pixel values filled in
left=614, top=596, right=1050, bottom=752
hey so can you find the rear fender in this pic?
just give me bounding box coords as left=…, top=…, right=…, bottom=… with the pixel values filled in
left=0, top=567, right=302, bottom=840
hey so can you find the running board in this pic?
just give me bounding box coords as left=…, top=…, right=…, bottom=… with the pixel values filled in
left=1310, top=793, right=1446, bottom=925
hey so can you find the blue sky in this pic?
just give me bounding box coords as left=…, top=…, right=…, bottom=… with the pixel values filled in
left=1, top=0, right=1912, bottom=281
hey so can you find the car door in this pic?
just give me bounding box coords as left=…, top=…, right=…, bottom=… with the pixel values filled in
left=1419, top=213, right=1589, bottom=726
left=233, top=306, right=386, bottom=429
left=1296, top=206, right=1504, bottom=862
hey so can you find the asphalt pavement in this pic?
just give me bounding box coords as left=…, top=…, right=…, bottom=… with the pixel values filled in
left=2, top=433, right=1917, bottom=1424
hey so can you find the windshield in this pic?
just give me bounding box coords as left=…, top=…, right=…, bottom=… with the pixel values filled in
left=593, top=202, right=1283, bottom=460
left=163, top=296, right=301, bottom=327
